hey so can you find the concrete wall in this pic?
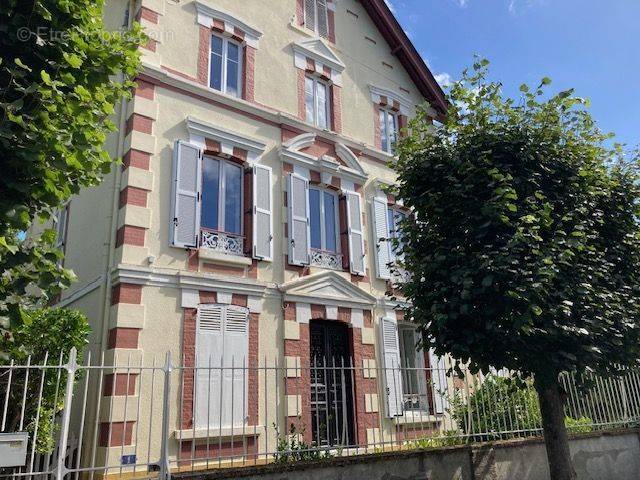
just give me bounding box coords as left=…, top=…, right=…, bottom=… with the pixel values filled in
left=176, top=430, right=640, bottom=480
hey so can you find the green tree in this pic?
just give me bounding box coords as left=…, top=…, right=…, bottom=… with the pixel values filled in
left=0, top=308, right=90, bottom=453
left=0, top=0, right=143, bottom=351
left=394, top=60, right=640, bottom=479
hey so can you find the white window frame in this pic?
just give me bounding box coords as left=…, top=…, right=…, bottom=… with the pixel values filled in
left=398, top=323, right=428, bottom=413
left=379, top=108, right=398, bottom=154
left=304, top=0, right=329, bottom=36
left=200, top=155, right=244, bottom=236
left=308, top=186, right=340, bottom=254
left=209, top=33, right=243, bottom=98
left=305, top=75, right=331, bottom=129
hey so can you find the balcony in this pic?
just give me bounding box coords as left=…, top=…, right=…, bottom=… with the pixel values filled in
left=200, top=229, right=244, bottom=257
left=310, top=249, right=343, bottom=270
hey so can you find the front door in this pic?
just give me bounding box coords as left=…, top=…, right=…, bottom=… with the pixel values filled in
left=309, top=320, right=355, bottom=447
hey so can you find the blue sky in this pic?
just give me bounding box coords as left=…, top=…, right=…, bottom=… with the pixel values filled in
left=386, top=0, right=639, bottom=152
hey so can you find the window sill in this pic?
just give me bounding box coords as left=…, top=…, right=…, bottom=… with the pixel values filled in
left=395, top=411, right=441, bottom=425
left=199, top=248, right=252, bottom=266
left=174, top=426, right=262, bottom=441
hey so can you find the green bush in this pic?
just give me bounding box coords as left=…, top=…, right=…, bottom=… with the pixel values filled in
left=1, top=307, right=90, bottom=453
left=451, top=375, right=595, bottom=442
left=452, top=376, right=542, bottom=441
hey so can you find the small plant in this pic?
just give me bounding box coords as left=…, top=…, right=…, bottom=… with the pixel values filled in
left=405, top=430, right=466, bottom=449
left=565, top=416, right=593, bottom=434
left=273, top=420, right=333, bottom=463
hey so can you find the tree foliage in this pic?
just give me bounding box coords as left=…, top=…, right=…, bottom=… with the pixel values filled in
left=395, top=59, right=640, bottom=478
left=395, top=60, right=640, bottom=384
left=0, top=0, right=143, bottom=344
left=0, top=308, right=90, bottom=453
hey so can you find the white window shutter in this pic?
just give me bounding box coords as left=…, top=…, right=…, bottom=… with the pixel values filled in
left=171, top=140, right=201, bottom=248
left=304, top=0, right=316, bottom=30
left=346, top=192, right=366, bottom=276
left=372, top=197, right=391, bottom=280
left=288, top=173, right=310, bottom=266
left=380, top=317, right=404, bottom=417
left=222, top=306, right=249, bottom=427
left=252, top=164, right=273, bottom=261
left=317, top=0, right=328, bottom=38
left=429, top=349, right=448, bottom=414
left=195, top=305, right=224, bottom=429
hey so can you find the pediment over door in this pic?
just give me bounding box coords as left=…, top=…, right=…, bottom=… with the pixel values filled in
left=281, top=271, right=376, bottom=308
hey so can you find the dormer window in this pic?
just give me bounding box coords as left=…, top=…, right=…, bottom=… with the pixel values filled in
left=304, top=0, right=329, bottom=38
left=305, top=75, right=331, bottom=129
left=209, top=34, right=242, bottom=98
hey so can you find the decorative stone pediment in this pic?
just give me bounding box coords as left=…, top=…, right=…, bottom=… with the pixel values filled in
left=281, top=271, right=376, bottom=308
left=280, top=133, right=367, bottom=183
left=293, top=38, right=345, bottom=72
left=292, top=38, right=345, bottom=85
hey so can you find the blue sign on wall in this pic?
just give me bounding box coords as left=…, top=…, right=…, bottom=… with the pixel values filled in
left=121, top=455, right=137, bottom=465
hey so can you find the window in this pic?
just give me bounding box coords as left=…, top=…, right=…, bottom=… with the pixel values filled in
left=210, top=34, right=242, bottom=97
left=379, top=108, right=398, bottom=154
left=54, top=204, right=69, bottom=250
left=387, top=207, right=407, bottom=263
left=398, top=325, right=428, bottom=412
left=171, top=140, right=273, bottom=259
left=304, top=0, right=329, bottom=38
left=201, top=156, right=243, bottom=236
left=309, top=187, right=339, bottom=253
left=305, top=76, right=330, bottom=129
left=195, top=304, right=249, bottom=429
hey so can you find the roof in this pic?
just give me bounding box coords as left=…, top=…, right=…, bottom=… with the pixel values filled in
left=361, top=0, right=449, bottom=118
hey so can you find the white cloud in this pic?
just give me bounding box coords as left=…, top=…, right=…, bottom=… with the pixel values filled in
left=449, top=0, right=545, bottom=14
left=434, top=72, right=453, bottom=88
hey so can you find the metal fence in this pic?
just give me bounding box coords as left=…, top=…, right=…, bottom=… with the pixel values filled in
left=2, top=349, right=640, bottom=479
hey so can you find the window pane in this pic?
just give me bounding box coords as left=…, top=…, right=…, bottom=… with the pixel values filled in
left=309, top=189, right=321, bottom=249
left=400, top=328, right=419, bottom=396
left=201, top=157, right=220, bottom=230
left=226, top=42, right=240, bottom=97
left=388, top=112, right=397, bottom=153
left=323, top=192, right=337, bottom=252
left=379, top=109, right=388, bottom=152
left=305, top=77, right=315, bottom=124
left=224, top=162, right=242, bottom=234
left=210, top=36, right=223, bottom=91
left=317, top=82, right=328, bottom=129
left=388, top=208, right=397, bottom=261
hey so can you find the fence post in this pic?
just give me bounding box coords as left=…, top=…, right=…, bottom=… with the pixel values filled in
left=56, top=347, right=78, bottom=480
left=159, top=352, right=172, bottom=480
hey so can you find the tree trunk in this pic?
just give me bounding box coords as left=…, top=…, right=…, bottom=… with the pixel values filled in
left=534, top=376, right=577, bottom=480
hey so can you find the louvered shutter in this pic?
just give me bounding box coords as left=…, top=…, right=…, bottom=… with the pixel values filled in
left=222, top=306, right=249, bottom=427
left=288, top=173, right=310, bottom=266
left=346, top=192, right=366, bottom=276
left=253, top=164, right=273, bottom=261
left=429, top=350, right=448, bottom=414
left=380, top=317, right=404, bottom=417
left=171, top=141, right=201, bottom=248
left=304, top=0, right=316, bottom=30
left=317, top=0, right=328, bottom=38
left=195, top=305, right=224, bottom=429
left=372, top=197, right=391, bottom=279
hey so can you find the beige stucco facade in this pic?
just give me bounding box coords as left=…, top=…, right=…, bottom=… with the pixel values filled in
left=49, top=0, right=454, bottom=473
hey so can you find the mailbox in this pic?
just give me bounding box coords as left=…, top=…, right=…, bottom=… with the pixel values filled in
left=0, top=432, right=29, bottom=468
